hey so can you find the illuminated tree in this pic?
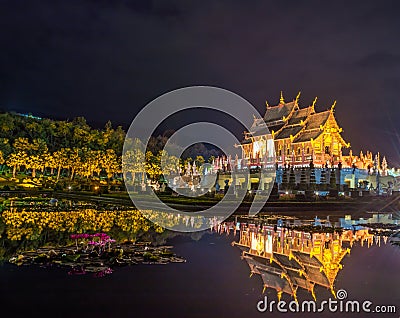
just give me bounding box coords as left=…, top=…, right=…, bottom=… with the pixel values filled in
left=101, top=149, right=120, bottom=180
left=13, top=137, right=31, bottom=152
left=31, top=138, right=48, bottom=154
left=195, top=155, right=205, bottom=167
left=41, top=151, right=54, bottom=175
left=0, top=112, right=223, bottom=187
left=90, top=150, right=102, bottom=177
left=6, top=151, right=28, bottom=177
left=26, top=139, right=48, bottom=177
left=26, top=154, right=43, bottom=178
left=53, top=148, right=69, bottom=181
left=162, top=153, right=180, bottom=175
left=145, top=151, right=162, bottom=182
left=122, top=148, right=145, bottom=185
left=77, top=148, right=102, bottom=179
left=194, top=155, right=205, bottom=174
left=66, top=148, right=81, bottom=180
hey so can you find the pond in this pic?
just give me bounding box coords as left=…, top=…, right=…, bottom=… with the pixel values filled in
left=0, top=205, right=399, bottom=318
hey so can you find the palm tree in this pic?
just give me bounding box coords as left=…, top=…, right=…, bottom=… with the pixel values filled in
left=53, top=148, right=68, bottom=181
left=76, top=148, right=93, bottom=179
left=6, top=151, right=28, bottom=178
left=145, top=151, right=162, bottom=182
left=67, top=148, right=81, bottom=180
left=26, top=139, right=48, bottom=178
left=88, top=150, right=102, bottom=177
left=26, top=154, right=43, bottom=178
left=101, top=149, right=119, bottom=180
left=40, top=151, right=53, bottom=175
left=122, top=148, right=145, bottom=185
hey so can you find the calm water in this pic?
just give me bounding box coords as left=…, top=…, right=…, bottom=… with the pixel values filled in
left=1, top=232, right=399, bottom=318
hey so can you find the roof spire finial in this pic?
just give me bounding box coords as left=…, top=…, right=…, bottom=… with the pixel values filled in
left=331, top=100, right=336, bottom=112
left=280, top=91, right=285, bottom=104
left=312, top=96, right=318, bottom=109
left=295, top=91, right=301, bottom=104
left=265, top=100, right=269, bottom=108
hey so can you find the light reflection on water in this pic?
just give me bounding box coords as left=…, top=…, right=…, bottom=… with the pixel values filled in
left=0, top=205, right=399, bottom=318
left=222, top=221, right=394, bottom=302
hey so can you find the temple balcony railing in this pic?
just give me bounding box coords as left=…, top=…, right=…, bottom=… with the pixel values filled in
left=213, top=153, right=356, bottom=172
left=313, top=154, right=344, bottom=167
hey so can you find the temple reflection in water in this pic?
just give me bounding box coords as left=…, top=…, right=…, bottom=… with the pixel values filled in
left=228, top=222, right=385, bottom=301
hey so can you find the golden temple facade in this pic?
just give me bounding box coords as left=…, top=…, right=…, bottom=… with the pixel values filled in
left=240, top=92, right=382, bottom=170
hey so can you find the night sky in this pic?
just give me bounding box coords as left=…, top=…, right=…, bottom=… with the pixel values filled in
left=1, top=1, right=400, bottom=164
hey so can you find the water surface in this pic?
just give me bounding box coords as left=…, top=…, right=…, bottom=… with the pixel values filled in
left=1, top=232, right=399, bottom=318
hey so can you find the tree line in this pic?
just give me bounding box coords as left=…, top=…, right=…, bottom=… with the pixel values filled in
left=0, top=112, right=217, bottom=183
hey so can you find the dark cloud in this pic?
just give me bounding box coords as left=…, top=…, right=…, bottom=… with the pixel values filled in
left=1, top=0, right=400, bottom=163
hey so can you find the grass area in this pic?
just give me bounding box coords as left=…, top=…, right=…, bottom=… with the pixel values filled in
left=101, top=192, right=359, bottom=205
left=102, top=192, right=222, bottom=205
left=0, top=173, right=364, bottom=206
left=0, top=171, right=122, bottom=192
left=101, top=193, right=130, bottom=199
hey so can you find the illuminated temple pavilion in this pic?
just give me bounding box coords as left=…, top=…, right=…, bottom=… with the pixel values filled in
left=208, top=92, right=393, bottom=190
left=240, top=92, right=368, bottom=169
